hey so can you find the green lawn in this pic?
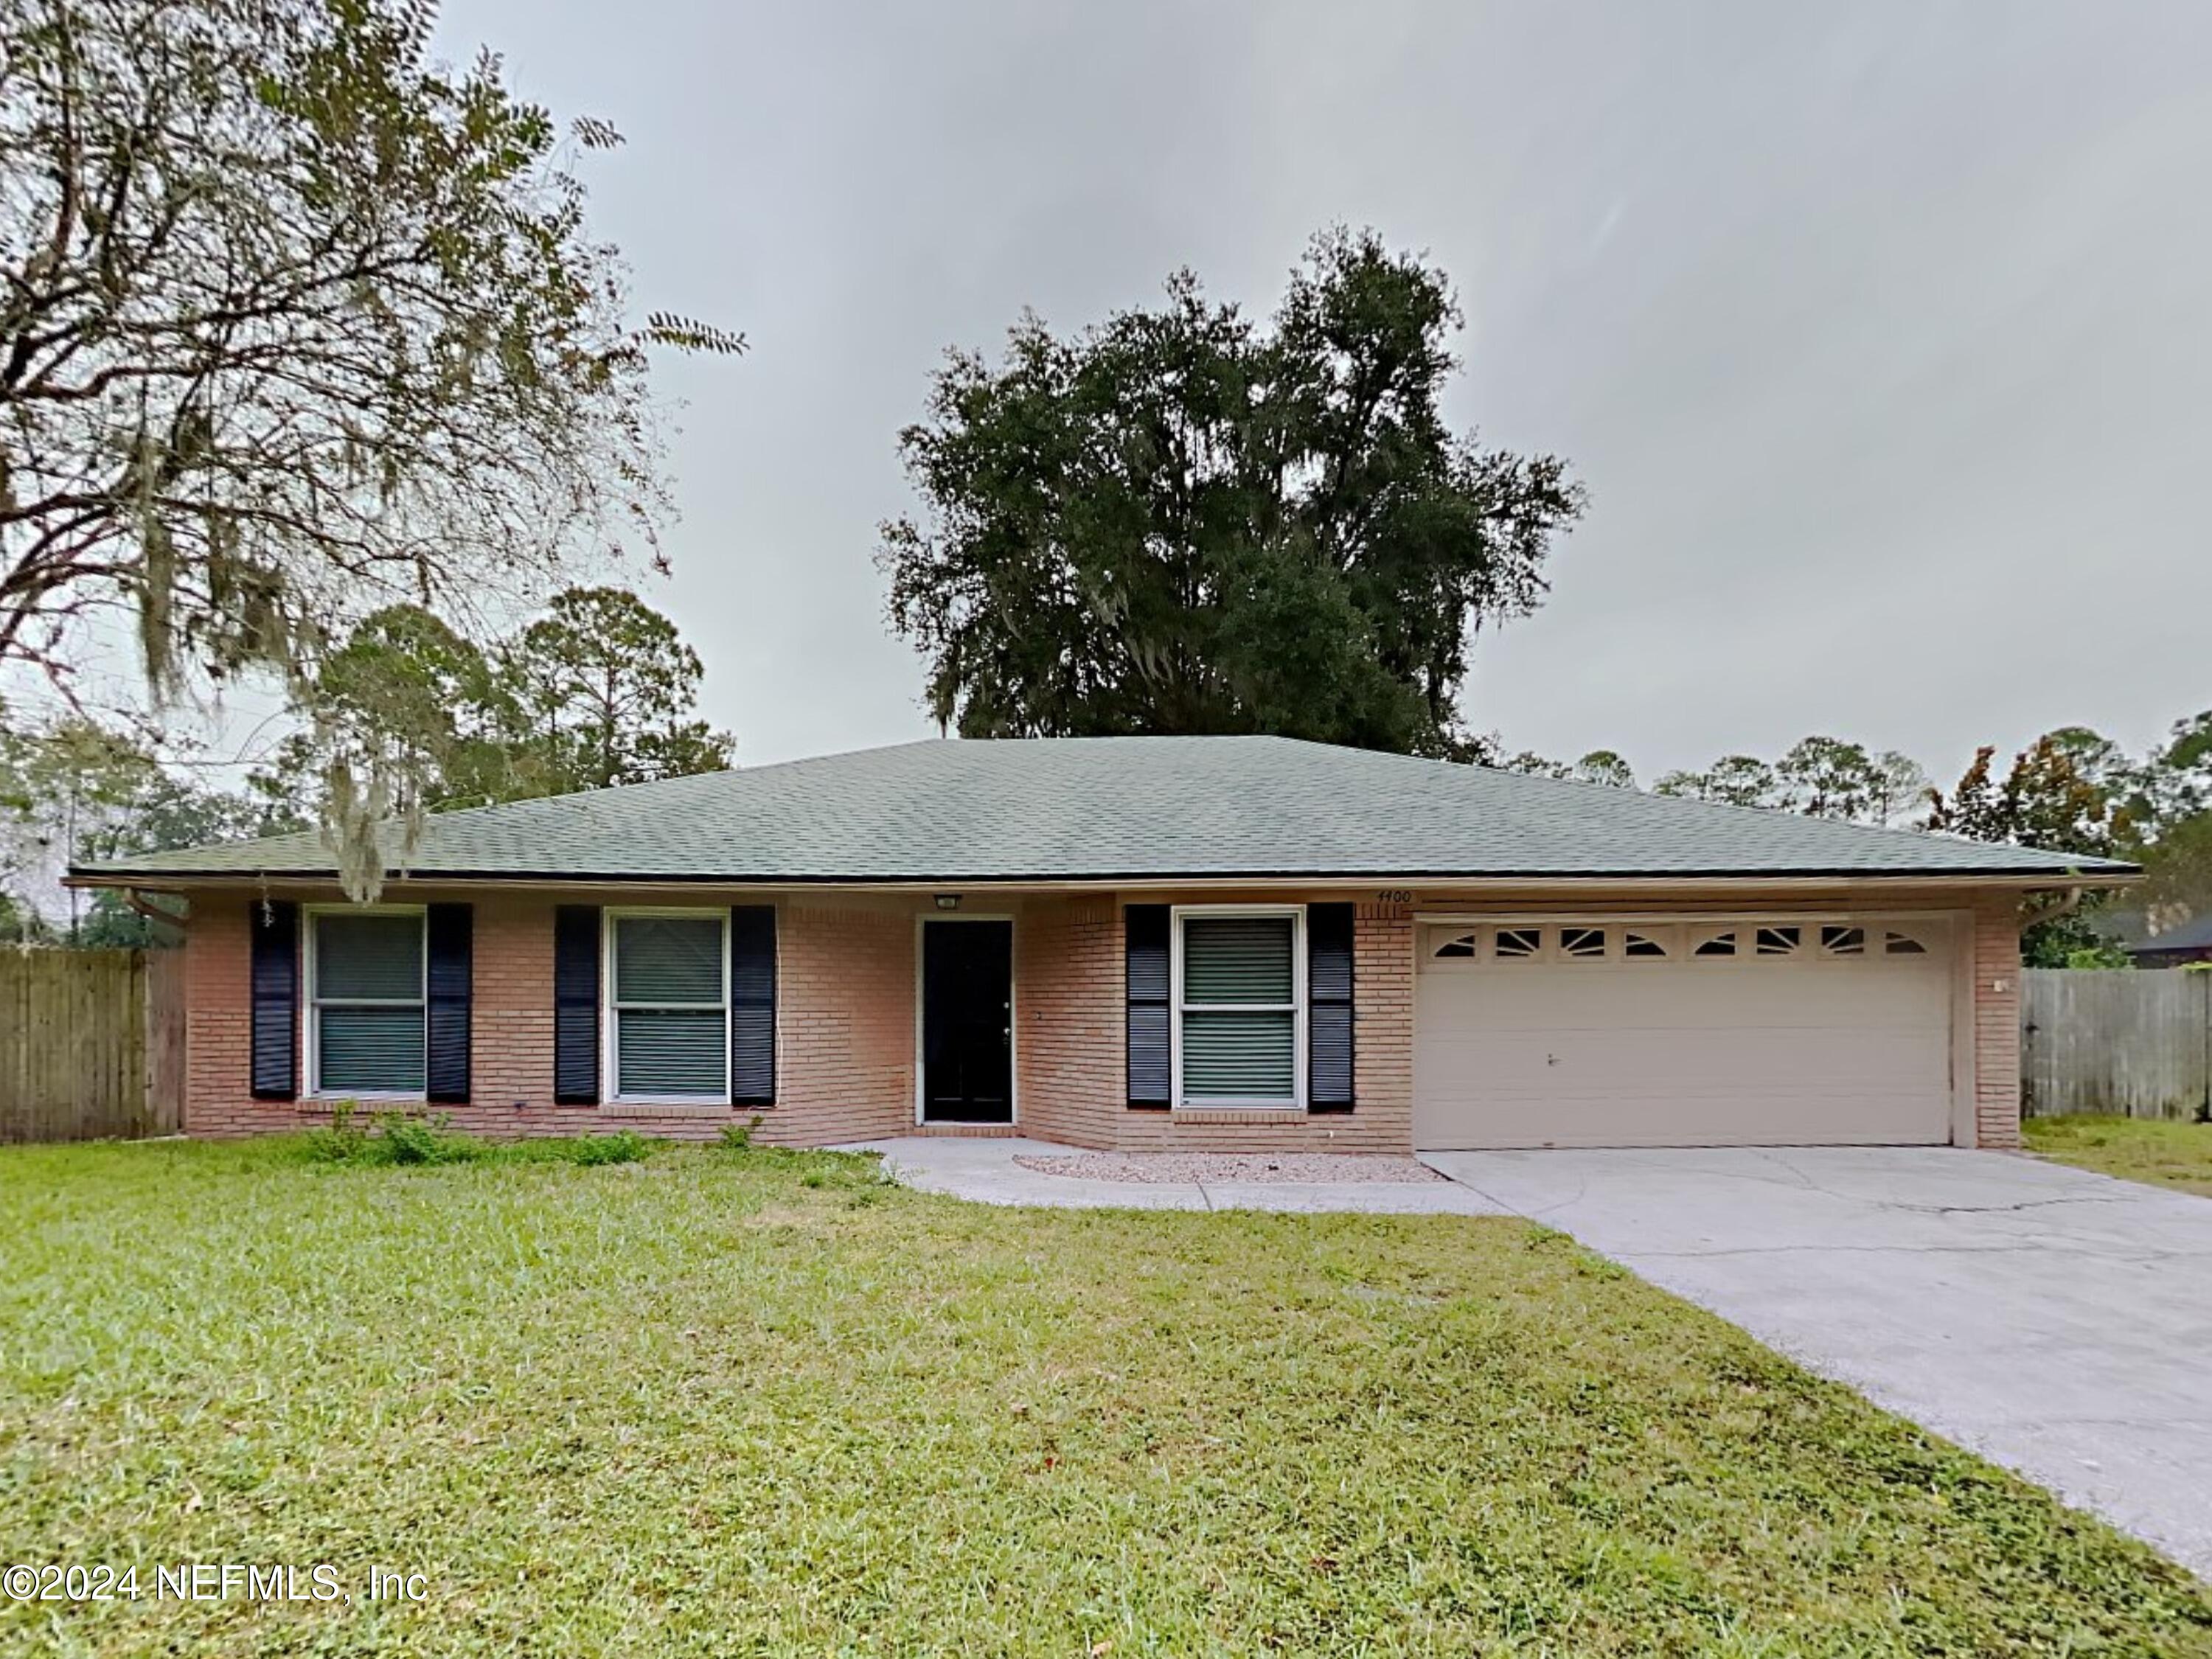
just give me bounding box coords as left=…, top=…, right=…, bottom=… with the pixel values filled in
left=2026, top=1113, right=2212, bottom=1198
left=2, top=1140, right=2208, bottom=1658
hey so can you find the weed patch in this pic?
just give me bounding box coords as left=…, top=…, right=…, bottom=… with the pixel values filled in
left=301, top=1107, right=653, bottom=1169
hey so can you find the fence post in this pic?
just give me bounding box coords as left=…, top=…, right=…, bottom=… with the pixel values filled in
left=144, top=947, right=187, bottom=1135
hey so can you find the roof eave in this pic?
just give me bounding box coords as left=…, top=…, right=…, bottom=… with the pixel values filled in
left=66, top=864, right=2144, bottom=893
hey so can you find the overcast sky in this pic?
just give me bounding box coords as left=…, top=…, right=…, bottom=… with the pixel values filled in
left=433, top=0, right=2212, bottom=787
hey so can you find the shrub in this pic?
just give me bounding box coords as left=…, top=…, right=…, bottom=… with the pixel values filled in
left=2062, top=942, right=2135, bottom=970
left=300, top=1109, right=481, bottom=1166
left=301, top=1102, right=372, bottom=1164
left=371, top=1112, right=484, bottom=1166
left=718, top=1115, right=766, bottom=1152
left=302, top=1113, right=651, bottom=1169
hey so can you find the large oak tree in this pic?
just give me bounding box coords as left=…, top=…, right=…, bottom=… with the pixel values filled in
left=879, top=229, right=1583, bottom=757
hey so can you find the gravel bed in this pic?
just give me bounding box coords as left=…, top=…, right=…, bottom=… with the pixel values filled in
left=1012, top=1152, right=1444, bottom=1186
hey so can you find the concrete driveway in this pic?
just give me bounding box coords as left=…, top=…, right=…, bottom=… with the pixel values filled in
left=1421, top=1147, right=2212, bottom=1578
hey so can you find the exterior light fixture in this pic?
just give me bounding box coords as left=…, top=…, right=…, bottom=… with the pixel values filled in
left=934, top=894, right=961, bottom=911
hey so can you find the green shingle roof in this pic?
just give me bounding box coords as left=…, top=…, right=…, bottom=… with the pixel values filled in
left=73, top=736, right=2139, bottom=885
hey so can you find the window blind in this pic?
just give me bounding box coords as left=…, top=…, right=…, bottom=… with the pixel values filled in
left=1180, top=1010, right=1295, bottom=1098
left=612, top=915, right=727, bottom=1097
left=616, top=1009, right=727, bottom=1097
left=318, top=1006, right=427, bottom=1093
left=1183, top=916, right=1294, bottom=1003
left=315, top=914, right=423, bottom=1001
left=613, top=916, right=724, bottom=1004
left=1179, top=915, right=1295, bottom=1102
left=312, top=911, right=425, bottom=1094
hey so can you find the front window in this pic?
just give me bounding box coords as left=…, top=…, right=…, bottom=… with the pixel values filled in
left=608, top=912, right=728, bottom=1099
left=1174, top=908, right=1303, bottom=1107
left=310, top=909, right=425, bottom=1095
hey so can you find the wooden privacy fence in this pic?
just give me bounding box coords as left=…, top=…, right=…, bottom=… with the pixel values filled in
left=0, top=948, right=185, bottom=1144
left=2022, top=969, right=2212, bottom=1121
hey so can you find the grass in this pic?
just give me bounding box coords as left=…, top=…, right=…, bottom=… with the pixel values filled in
left=2025, top=1113, right=2212, bottom=1198
left=1, top=1141, right=2208, bottom=1658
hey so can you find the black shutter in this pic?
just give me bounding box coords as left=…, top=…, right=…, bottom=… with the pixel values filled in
left=730, top=905, right=777, bottom=1105
left=1308, top=902, right=1354, bottom=1111
left=1125, top=903, right=1171, bottom=1107
left=249, top=899, right=299, bottom=1100
left=425, top=903, right=473, bottom=1104
left=554, top=905, right=601, bottom=1105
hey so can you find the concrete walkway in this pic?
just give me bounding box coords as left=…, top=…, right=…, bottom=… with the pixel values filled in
left=1422, top=1147, right=2212, bottom=1579
left=848, top=1135, right=1511, bottom=1214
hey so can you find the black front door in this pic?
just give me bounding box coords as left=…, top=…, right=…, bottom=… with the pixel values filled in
left=922, top=920, right=1012, bottom=1122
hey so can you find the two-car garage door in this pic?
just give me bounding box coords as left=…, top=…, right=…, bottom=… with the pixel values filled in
left=1412, top=918, right=1955, bottom=1149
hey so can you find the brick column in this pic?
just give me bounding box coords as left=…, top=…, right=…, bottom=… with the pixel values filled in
left=775, top=902, right=916, bottom=1144
left=1015, top=896, right=1122, bottom=1147
left=1971, top=900, right=2023, bottom=1149
left=1350, top=899, right=1416, bottom=1151
left=181, top=894, right=262, bottom=1136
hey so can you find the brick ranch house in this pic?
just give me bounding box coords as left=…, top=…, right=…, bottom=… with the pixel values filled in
left=73, top=736, right=2136, bottom=1152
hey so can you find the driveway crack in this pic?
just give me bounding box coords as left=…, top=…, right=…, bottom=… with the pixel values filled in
left=1753, top=1150, right=2147, bottom=1218
left=1419, top=1158, right=1531, bottom=1215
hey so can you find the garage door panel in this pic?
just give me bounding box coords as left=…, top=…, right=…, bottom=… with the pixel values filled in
left=1428, top=970, right=1947, bottom=1032
left=1421, top=1028, right=1950, bottom=1093
left=1425, top=1096, right=1947, bottom=1150
left=1416, top=1040, right=1945, bottom=1079
left=1413, top=920, right=1954, bottom=1150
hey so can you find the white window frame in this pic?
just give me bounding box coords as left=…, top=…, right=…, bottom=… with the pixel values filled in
left=602, top=906, right=732, bottom=1105
left=1169, top=903, right=1307, bottom=1110
left=303, top=902, right=428, bottom=1101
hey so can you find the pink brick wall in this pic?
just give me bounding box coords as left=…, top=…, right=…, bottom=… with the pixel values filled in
left=1012, top=894, right=1124, bottom=1147
left=181, top=897, right=258, bottom=1138
left=175, top=885, right=2026, bottom=1153
left=1109, top=897, right=1414, bottom=1152
left=776, top=900, right=915, bottom=1144
left=181, top=888, right=914, bottom=1145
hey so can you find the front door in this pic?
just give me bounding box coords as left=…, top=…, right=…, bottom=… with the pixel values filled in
left=922, top=919, right=1013, bottom=1122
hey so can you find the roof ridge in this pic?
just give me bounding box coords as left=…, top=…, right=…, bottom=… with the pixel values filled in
left=403, top=736, right=963, bottom=825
